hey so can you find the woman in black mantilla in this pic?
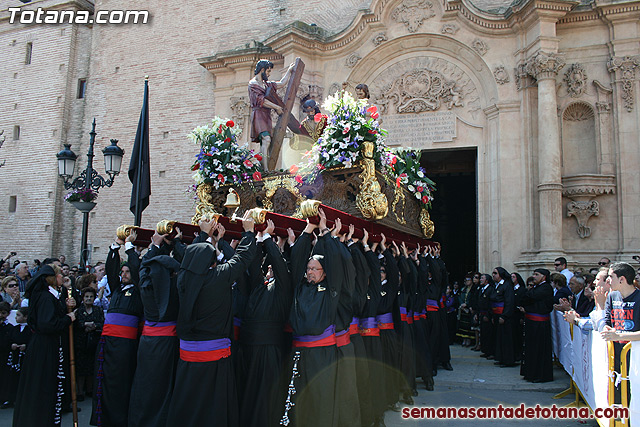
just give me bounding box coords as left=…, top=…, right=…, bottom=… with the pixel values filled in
left=12, top=264, right=77, bottom=427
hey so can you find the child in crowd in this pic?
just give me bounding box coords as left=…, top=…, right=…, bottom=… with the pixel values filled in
left=0, top=301, right=11, bottom=408
left=75, top=287, right=104, bottom=401
left=2, top=307, right=31, bottom=408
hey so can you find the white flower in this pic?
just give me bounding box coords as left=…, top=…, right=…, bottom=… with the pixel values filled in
left=192, top=171, right=205, bottom=185
left=408, top=185, right=415, bottom=192
left=418, top=170, right=424, bottom=178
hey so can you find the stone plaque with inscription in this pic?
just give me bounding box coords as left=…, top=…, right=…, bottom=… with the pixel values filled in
left=384, top=111, right=457, bottom=148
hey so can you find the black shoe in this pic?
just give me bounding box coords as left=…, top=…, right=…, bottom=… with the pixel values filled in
left=442, top=362, right=453, bottom=371
left=388, top=402, right=401, bottom=412
left=494, top=361, right=504, bottom=366
left=432, top=369, right=437, bottom=376
left=1, top=401, right=13, bottom=409
left=426, top=377, right=434, bottom=391
left=501, top=363, right=517, bottom=368
left=487, top=355, right=495, bottom=360
left=375, top=416, right=387, bottom=427
left=412, top=389, right=419, bottom=397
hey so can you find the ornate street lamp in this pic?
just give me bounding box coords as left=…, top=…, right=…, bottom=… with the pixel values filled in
left=56, top=119, right=124, bottom=269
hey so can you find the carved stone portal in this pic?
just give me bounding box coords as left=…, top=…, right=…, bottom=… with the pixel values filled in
left=564, top=63, right=588, bottom=98
left=378, top=68, right=465, bottom=113
left=567, top=200, right=599, bottom=238
left=345, top=53, right=362, bottom=68
left=391, top=0, right=436, bottom=33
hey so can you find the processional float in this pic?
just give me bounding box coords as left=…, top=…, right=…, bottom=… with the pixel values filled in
left=119, top=58, right=438, bottom=250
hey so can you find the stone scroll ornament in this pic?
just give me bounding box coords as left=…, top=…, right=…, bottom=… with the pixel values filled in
left=567, top=200, right=599, bottom=239
left=391, top=0, right=436, bottom=33
left=378, top=68, right=464, bottom=113
left=607, top=56, right=640, bottom=113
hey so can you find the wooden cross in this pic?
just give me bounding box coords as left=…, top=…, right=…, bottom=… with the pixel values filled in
left=268, top=58, right=305, bottom=170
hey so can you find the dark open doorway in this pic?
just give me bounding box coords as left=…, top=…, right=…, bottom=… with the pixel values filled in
left=421, top=148, right=477, bottom=285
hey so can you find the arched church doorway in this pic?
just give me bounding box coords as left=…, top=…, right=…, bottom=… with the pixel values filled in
left=422, top=148, right=477, bottom=284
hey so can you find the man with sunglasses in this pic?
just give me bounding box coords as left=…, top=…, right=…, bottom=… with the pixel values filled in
left=554, top=257, right=573, bottom=284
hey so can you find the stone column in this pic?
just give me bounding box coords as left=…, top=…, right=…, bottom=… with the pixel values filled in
left=527, top=52, right=565, bottom=253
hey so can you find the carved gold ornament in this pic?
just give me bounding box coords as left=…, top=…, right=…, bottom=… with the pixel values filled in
left=419, top=208, right=435, bottom=238
left=192, top=182, right=221, bottom=225
left=156, top=220, right=176, bottom=235
left=248, top=207, right=268, bottom=225
left=300, top=199, right=321, bottom=218
left=355, top=141, right=388, bottom=220
left=262, top=175, right=306, bottom=216
left=116, top=225, right=136, bottom=241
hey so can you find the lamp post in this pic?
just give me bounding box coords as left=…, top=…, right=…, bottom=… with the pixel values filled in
left=56, top=119, right=124, bottom=269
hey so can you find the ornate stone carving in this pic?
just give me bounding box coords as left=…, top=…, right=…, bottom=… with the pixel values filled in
left=561, top=174, right=616, bottom=198
left=440, top=23, right=459, bottom=35
left=526, top=52, right=565, bottom=80
left=229, top=96, right=249, bottom=131
left=391, top=0, right=436, bottom=33
left=563, top=102, right=594, bottom=122
left=345, top=53, right=361, bottom=68
left=595, top=101, right=611, bottom=113
left=607, top=55, right=640, bottom=112
left=372, top=32, right=388, bottom=46
left=515, top=62, right=534, bottom=90
left=567, top=200, right=599, bottom=239
left=563, top=63, right=588, bottom=98
left=471, top=39, right=488, bottom=57
left=493, top=66, right=510, bottom=85
left=378, top=68, right=464, bottom=113
left=328, top=82, right=341, bottom=96
left=296, top=84, right=324, bottom=103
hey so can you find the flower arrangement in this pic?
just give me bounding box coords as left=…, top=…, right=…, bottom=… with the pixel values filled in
left=64, top=187, right=98, bottom=203
left=188, top=117, right=263, bottom=189
left=300, top=91, right=387, bottom=172
left=382, top=148, right=436, bottom=209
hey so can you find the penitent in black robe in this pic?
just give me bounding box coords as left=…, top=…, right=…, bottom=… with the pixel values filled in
left=398, top=256, right=417, bottom=394
left=520, top=281, right=554, bottom=382
left=13, top=266, right=72, bottom=427
left=282, top=232, right=344, bottom=427
left=492, top=280, right=515, bottom=366
left=347, top=242, right=372, bottom=426
left=91, top=245, right=144, bottom=427
left=330, top=237, right=358, bottom=427
left=129, top=242, right=182, bottom=427
left=237, top=236, right=293, bottom=427
left=166, top=232, right=256, bottom=427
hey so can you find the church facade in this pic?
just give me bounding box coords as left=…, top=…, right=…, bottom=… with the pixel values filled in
left=1, top=0, right=639, bottom=275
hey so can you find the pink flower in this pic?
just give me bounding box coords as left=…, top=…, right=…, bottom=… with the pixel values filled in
left=371, top=112, right=379, bottom=120
left=366, top=106, right=378, bottom=114
left=342, top=125, right=350, bottom=135
left=289, top=165, right=299, bottom=174
left=226, top=120, right=235, bottom=127
left=218, top=174, right=225, bottom=182
left=422, top=195, right=429, bottom=204
left=295, top=175, right=303, bottom=184
left=253, top=171, right=262, bottom=181
left=244, top=159, right=253, bottom=168
left=254, top=154, right=263, bottom=161
left=416, top=186, right=424, bottom=193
